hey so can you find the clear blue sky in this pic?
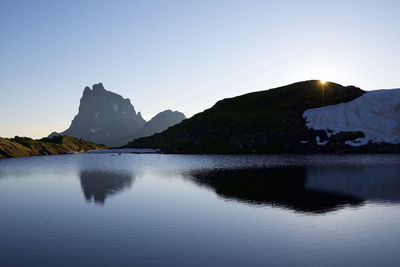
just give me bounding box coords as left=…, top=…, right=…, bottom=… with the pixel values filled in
left=1, top=0, right=399, bottom=138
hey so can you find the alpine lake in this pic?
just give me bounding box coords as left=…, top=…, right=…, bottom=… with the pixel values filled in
left=1, top=153, right=400, bottom=266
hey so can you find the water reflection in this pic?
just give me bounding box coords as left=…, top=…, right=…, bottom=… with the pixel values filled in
left=79, top=171, right=134, bottom=205
left=306, top=165, right=400, bottom=202
left=187, top=167, right=363, bottom=214
left=187, top=165, right=400, bottom=213
left=188, top=166, right=400, bottom=216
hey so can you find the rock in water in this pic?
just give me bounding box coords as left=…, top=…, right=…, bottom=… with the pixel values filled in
left=52, top=83, right=145, bottom=146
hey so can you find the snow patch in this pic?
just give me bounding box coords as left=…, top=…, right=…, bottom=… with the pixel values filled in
left=300, top=140, right=309, bottom=144
left=315, top=136, right=328, bottom=146
left=112, top=103, right=119, bottom=112
left=90, top=128, right=102, bottom=134
left=95, top=111, right=101, bottom=118
left=303, top=89, right=400, bottom=146
left=345, top=138, right=368, bottom=147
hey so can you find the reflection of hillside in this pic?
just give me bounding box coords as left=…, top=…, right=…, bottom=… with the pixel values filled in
left=187, top=168, right=363, bottom=214
left=306, top=165, right=400, bottom=202
left=79, top=171, right=134, bottom=205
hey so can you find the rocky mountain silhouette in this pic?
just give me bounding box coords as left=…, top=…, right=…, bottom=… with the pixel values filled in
left=49, top=83, right=185, bottom=146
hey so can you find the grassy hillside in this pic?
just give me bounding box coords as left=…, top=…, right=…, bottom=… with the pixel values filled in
left=127, top=80, right=365, bottom=153
left=0, top=135, right=106, bottom=159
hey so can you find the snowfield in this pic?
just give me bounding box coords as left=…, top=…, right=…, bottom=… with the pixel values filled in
left=303, top=89, right=400, bottom=146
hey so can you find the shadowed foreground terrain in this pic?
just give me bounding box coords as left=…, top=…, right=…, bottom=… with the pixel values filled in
left=127, top=80, right=366, bottom=153
left=0, top=135, right=106, bottom=159
left=127, top=80, right=400, bottom=154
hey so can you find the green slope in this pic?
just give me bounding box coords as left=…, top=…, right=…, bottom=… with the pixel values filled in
left=126, top=80, right=364, bottom=153
left=0, top=135, right=106, bottom=159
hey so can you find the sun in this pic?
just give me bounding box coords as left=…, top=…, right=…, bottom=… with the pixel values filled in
left=320, top=80, right=327, bottom=85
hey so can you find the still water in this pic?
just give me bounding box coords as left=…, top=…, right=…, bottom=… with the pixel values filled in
left=1, top=154, right=400, bottom=266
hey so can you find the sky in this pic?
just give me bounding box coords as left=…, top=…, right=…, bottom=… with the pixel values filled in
left=1, top=0, right=399, bottom=139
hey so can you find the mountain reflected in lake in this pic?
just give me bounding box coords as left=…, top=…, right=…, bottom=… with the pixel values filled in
left=79, top=170, right=134, bottom=205
left=186, top=167, right=363, bottom=214
left=306, top=165, right=400, bottom=202
left=1, top=154, right=400, bottom=266
left=186, top=164, right=400, bottom=214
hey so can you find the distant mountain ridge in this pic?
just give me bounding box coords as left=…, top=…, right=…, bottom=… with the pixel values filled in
left=50, top=83, right=185, bottom=146
left=127, top=80, right=400, bottom=153
left=117, top=109, right=186, bottom=146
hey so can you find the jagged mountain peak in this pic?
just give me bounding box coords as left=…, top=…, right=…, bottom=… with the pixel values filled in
left=93, top=83, right=106, bottom=92
left=49, top=83, right=186, bottom=147
left=83, top=83, right=106, bottom=96
left=50, top=83, right=145, bottom=146
left=78, top=83, right=137, bottom=117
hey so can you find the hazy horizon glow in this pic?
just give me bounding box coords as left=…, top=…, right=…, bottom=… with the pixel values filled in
left=1, top=0, right=400, bottom=138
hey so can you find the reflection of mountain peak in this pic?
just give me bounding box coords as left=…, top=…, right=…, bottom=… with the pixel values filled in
left=79, top=171, right=134, bottom=205
left=49, top=83, right=146, bottom=146
left=187, top=167, right=363, bottom=214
